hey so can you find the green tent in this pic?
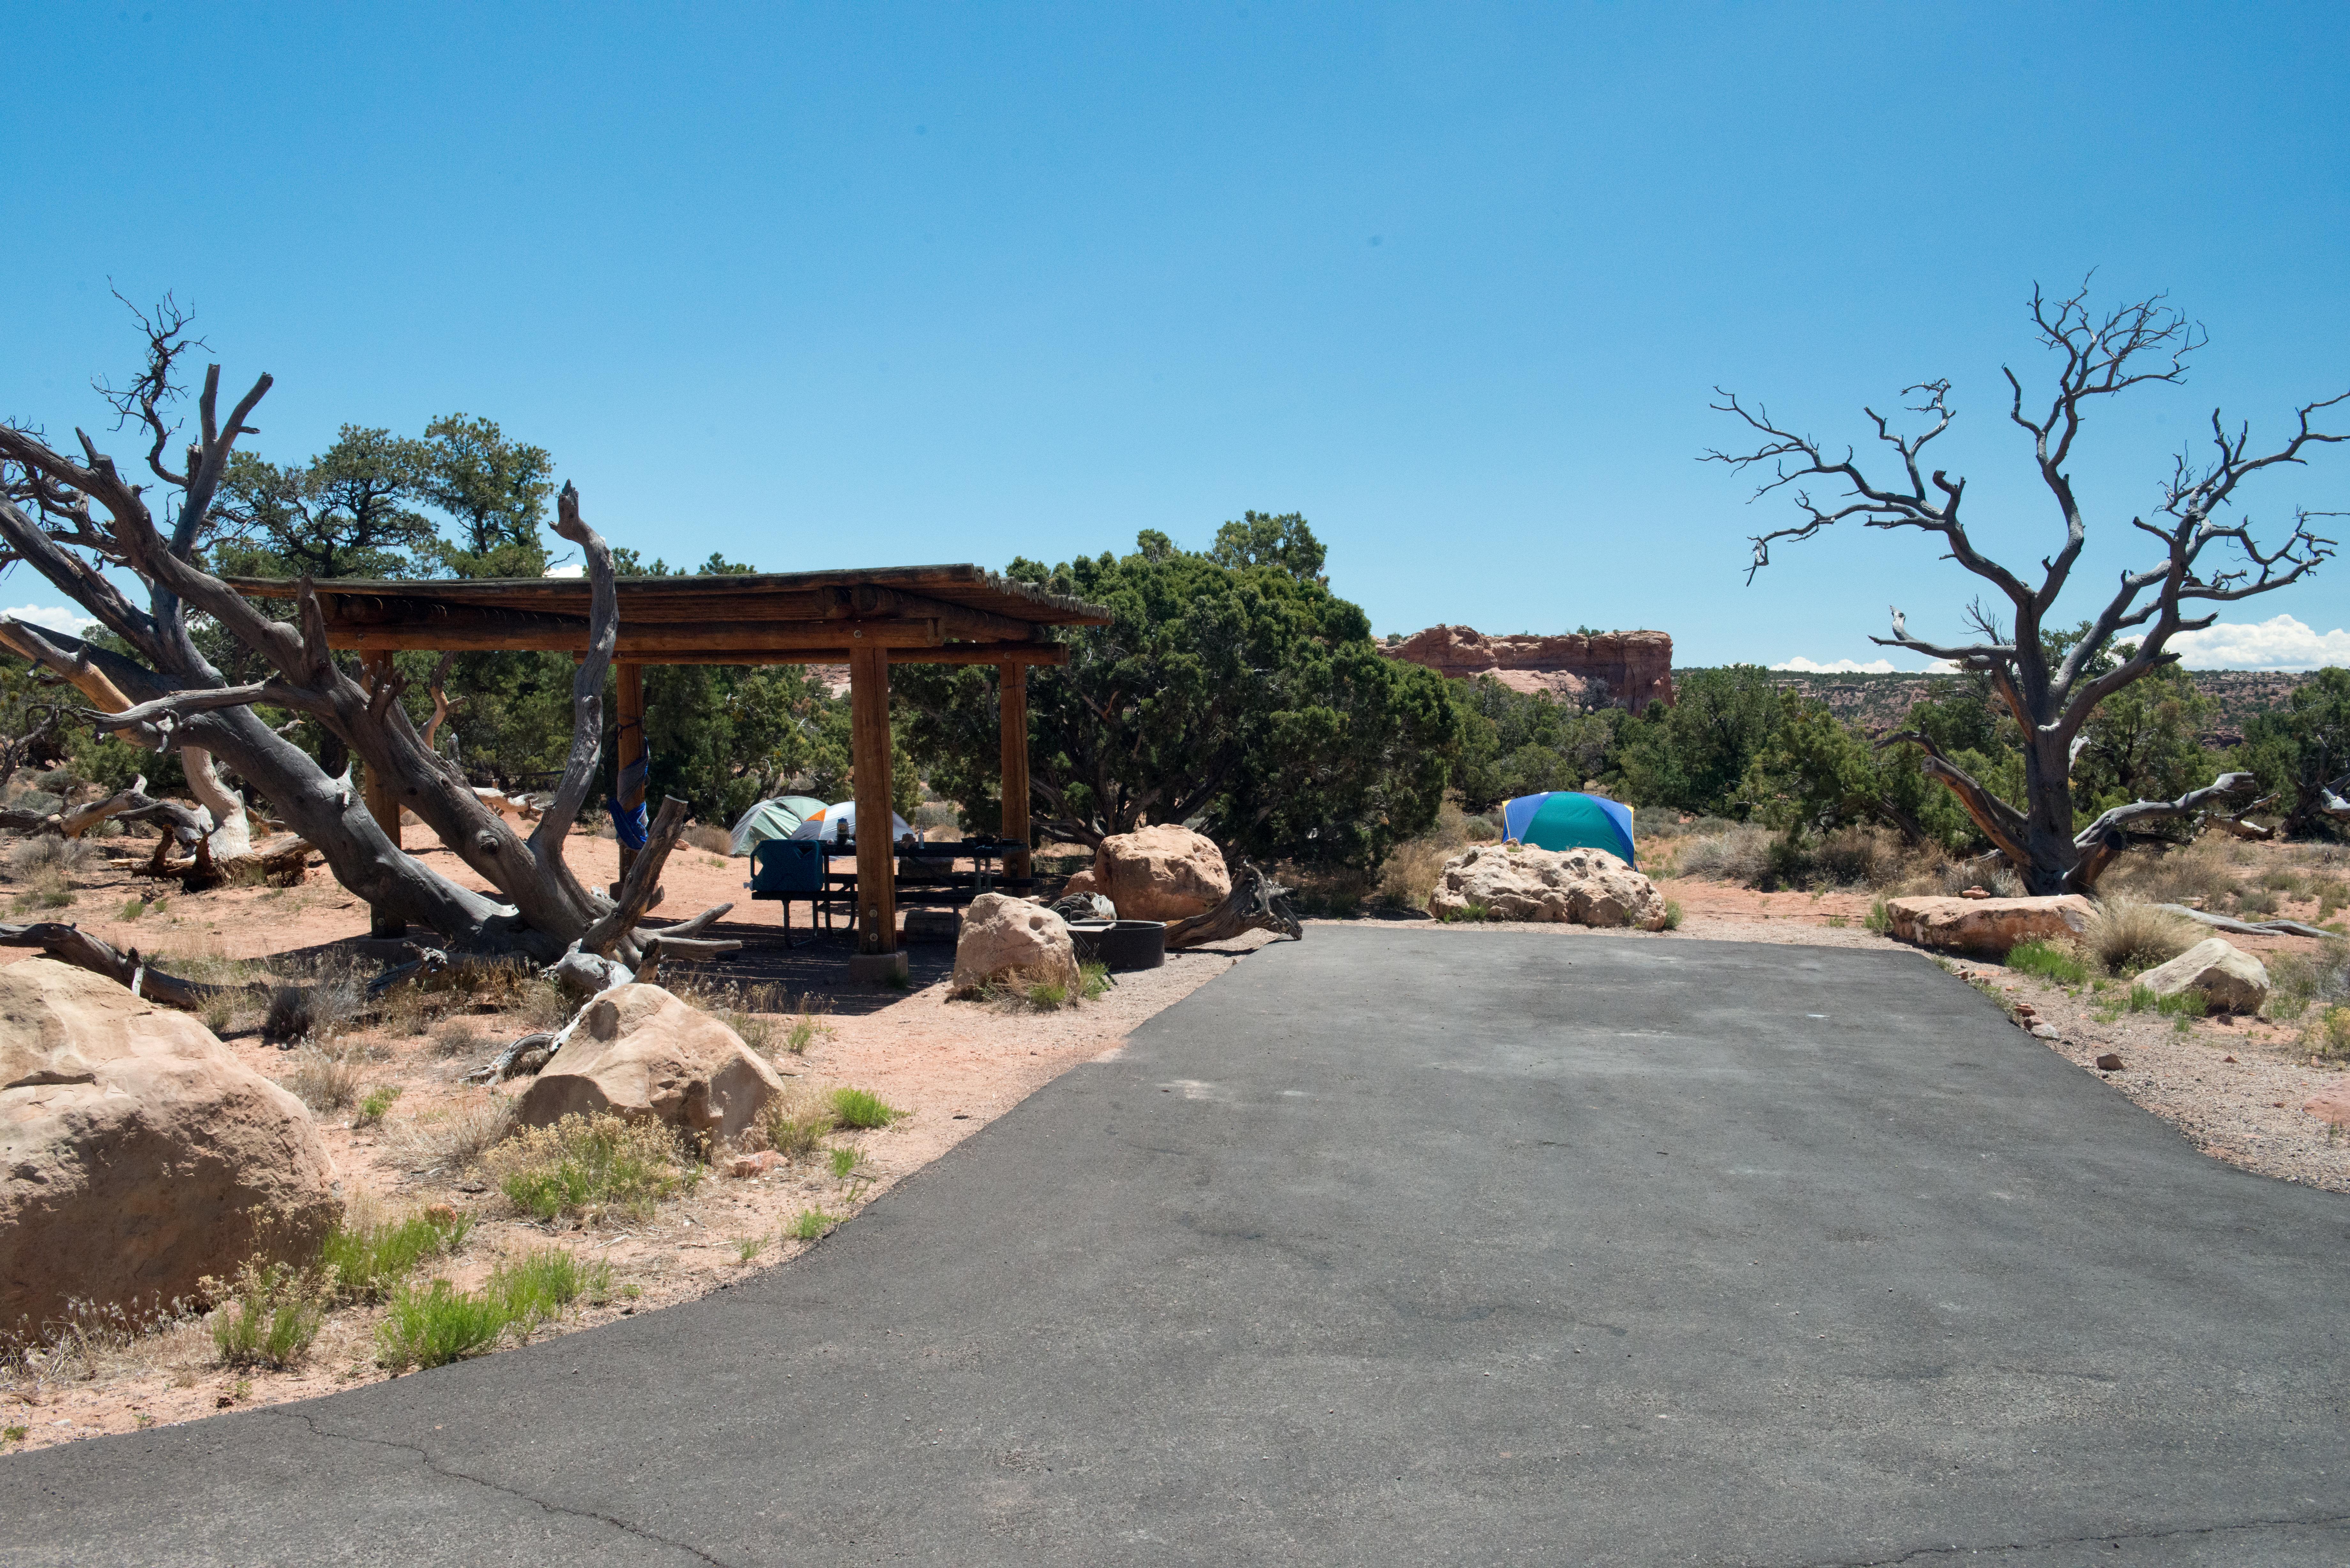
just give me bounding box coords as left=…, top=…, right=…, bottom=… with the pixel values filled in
left=728, top=795, right=827, bottom=857
left=1500, top=790, right=1637, bottom=867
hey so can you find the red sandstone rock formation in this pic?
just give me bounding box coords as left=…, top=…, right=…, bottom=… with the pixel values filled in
left=1382, top=626, right=1675, bottom=710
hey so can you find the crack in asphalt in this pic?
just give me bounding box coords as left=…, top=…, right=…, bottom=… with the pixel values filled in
left=272, top=1410, right=735, bottom=1566
left=1780, top=1509, right=2350, bottom=1566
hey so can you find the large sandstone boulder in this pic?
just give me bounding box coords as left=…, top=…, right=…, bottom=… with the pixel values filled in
left=2134, top=937, right=2269, bottom=1014
left=1, top=958, right=338, bottom=1339
left=1428, top=844, right=1669, bottom=929
left=518, top=984, right=785, bottom=1143
left=1091, top=824, right=1229, bottom=921
left=951, top=892, right=1080, bottom=996
left=1884, top=895, right=2095, bottom=956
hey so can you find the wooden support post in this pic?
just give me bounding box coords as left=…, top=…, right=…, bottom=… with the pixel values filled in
left=614, top=662, right=646, bottom=891
left=359, top=650, right=405, bottom=937
left=847, top=642, right=905, bottom=982
left=998, top=662, right=1030, bottom=883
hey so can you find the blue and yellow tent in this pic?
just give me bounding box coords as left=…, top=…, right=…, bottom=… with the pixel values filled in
left=1499, top=791, right=1636, bottom=867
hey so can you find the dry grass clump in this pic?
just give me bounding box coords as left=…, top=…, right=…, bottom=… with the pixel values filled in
left=4, top=833, right=101, bottom=879
left=2080, top=899, right=2201, bottom=977
left=262, top=960, right=367, bottom=1046
left=429, top=1013, right=485, bottom=1058
left=2270, top=939, right=2350, bottom=1021
left=284, top=1048, right=365, bottom=1114
left=1377, top=837, right=1457, bottom=913
left=2098, top=839, right=2241, bottom=909
left=1676, top=825, right=1775, bottom=885
left=385, top=1094, right=515, bottom=1174
left=683, top=823, right=732, bottom=856
left=669, top=976, right=795, bottom=1054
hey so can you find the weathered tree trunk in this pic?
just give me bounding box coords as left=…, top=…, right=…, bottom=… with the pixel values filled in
left=1164, top=860, right=1302, bottom=949
left=0, top=921, right=265, bottom=1011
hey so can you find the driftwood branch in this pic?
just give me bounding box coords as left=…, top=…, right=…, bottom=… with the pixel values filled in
left=2158, top=904, right=2338, bottom=940
left=1164, top=859, right=1302, bottom=950
left=0, top=921, right=265, bottom=1011
left=2069, top=771, right=2261, bottom=888
left=580, top=796, right=689, bottom=958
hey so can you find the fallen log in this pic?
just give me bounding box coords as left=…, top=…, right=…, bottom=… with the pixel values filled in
left=2158, top=904, right=2340, bottom=940
left=0, top=921, right=266, bottom=1011
left=1164, top=859, right=1303, bottom=950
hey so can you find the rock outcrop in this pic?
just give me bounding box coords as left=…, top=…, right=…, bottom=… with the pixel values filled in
left=1883, top=895, right=2096, bottom=956
left=1383, top=625, right=1675, bottom=712
left=1, top=958, right=339, bottom=1338
left=1089, top=824, right=1230, bottom=922
left=1428, top=844, right=1669, bottom=929
left=518, top=984, right=785, bottom=1143
left=951, top=893, right=1080, bottom=996
left=2133, top=938, right=2270, bottom=1015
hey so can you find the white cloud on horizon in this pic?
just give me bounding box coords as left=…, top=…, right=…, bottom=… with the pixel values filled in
left=3, top=603, right=98, bottom=637
left=2164, top=614, right=2350, bottom=671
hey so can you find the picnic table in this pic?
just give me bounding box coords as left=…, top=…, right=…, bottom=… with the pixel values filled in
left=747, top=835, right=1035, bottom=942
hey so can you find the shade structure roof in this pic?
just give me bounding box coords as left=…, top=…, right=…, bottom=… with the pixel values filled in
left=229, top=563, right=1112, bottom=666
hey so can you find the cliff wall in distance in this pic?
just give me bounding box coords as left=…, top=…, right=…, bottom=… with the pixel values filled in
left=1382, top=625, right=1675, bottom=712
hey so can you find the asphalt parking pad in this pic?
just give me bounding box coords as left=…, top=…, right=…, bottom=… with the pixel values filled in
left=8, top=931, right=2349, bottom=1565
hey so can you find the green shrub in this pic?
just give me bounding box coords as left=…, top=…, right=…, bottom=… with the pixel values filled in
left=209, top=1261, right=327, bottom=1369
left=2305, top=1006, right=2350, bottom=1060
left=1661, top=900, right=1683, bottom=931
left=488, top=1247, right=610, bottom=1331
left=375, top=1280, right=509, bottom=1372
left=828, top=1145, right=861, bottom=1180
left=2007, top=940, right=2090, bottom=987
left=118, top=898, right=147, bottom=921
left=787, top=1208, right=836, bottom=1241
left=2126, top=984, right=2207, bottom=1019
left=759, top=1092, right=836, bottom=1159
left=1026, top=979, right=1069, bottom=1008
left=482, top=1112, right=696, bottom=1224
left=319, top=1209, right=470, bottom=1304
left=354, top=1085, right=403, bottom=1128
left=829, top=1087, right=899, bottom=1130
left=1865, top=897, right=1891, bottom=934
left=2267, top=939, right=2349, bottom=1021
left=1078, top=961, right=1113, bottom=1001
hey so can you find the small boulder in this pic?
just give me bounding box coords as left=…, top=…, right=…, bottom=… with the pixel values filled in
left=1090, top=825, right=1230, bottom=921
left=1428, top=844, right=1669, bottom=930
left=2133, top=938, right=2269, bottom=1015
left=1, top=959, right=339, bottom=1338
left=516, top=984, right=784, bottom=1143
left=1884, top=895, right=2096, bottom=956
left=951, top=892, right=1080, bottom=996
left=2095, top=1052, right=2126, bottom=1072
left=728, top=1150, right=781, bottom=1178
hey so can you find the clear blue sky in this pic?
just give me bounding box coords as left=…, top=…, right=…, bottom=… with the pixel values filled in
left=7, top=3, right=2347, bottom=668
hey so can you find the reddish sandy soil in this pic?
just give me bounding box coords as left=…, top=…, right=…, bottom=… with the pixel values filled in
left=4, top=823, right=2343, bottom=1455
left=0, top=824, right=1275, bottom=1452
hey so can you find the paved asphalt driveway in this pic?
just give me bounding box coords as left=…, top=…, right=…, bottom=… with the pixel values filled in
left=7, top=930, right=2350, bottom=1565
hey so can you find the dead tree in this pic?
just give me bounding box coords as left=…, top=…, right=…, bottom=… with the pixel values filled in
left=1164, top=860, right=1303, bottom=949
left=1711, top=282, right=2345, bottom=894
left=0, top=299, right=728, bottom=969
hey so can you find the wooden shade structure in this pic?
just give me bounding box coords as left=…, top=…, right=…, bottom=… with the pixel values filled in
left=234, top=565, right=1111, bottom=975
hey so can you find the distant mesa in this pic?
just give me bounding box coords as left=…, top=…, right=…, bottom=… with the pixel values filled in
left=1382, top=625, right=1675, bottom=711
